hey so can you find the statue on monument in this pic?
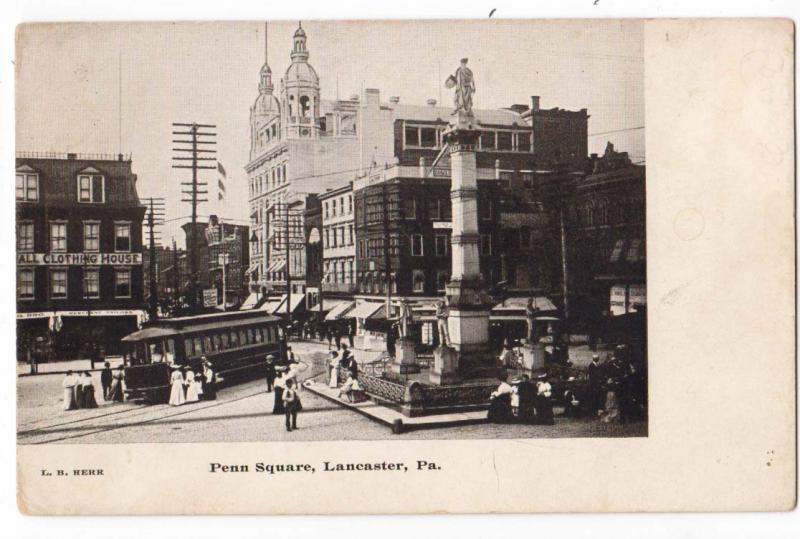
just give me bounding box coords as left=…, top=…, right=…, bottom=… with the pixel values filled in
left=525, top=297, right=540, bottom=343
left=445, top=57, right=475, bottom=116
left=435, top=298, right=451, bottom=347
left=398, top=299, right=414, bottom=340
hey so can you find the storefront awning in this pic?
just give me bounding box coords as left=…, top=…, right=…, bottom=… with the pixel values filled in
left=272, top=294, right=305, bottom=315
left=258, top=297, right=283, bottom=312
left=244, top=261, right=260, bottom=275
left=17, top=309, right=147, bottom=320
left=492, top=296, right=557, bottom=312
left=239, top=292, right=260, bottom=310
left=266, top=260, right=286, bottom=273
left=344, top=301, right=385, bottom=320
left=324, top=301, right=355, bottom=321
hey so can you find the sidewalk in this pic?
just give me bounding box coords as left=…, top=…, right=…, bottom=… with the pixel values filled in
left=17, top=356, right=125, bottom=377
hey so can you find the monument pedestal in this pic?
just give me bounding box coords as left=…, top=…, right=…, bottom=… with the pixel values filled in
left=520, top=342, right=546, bottom=371
left=390, top=338, right=419, bottom=374
left=429, top=345, right=461, bottom=385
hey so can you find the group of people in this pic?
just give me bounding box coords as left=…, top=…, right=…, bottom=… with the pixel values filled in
left=168, top=357, right=216, bottom=406
left=326, top=344, right=362, bottom=402
left=487, top=371, right=555, bottom=425
left=265, top=353, right=302, bottom=432
left=62, top=362, right=125, bottom=411
left=587, top=346, right=646, bottom=424
left=298, top=320, right=356, bottom=352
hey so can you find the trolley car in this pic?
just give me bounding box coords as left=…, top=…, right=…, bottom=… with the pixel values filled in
left=120, top=310, right=286, bottom=403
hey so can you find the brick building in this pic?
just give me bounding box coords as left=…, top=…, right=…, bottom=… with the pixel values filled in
left=16, top=152, right=147, bottom=359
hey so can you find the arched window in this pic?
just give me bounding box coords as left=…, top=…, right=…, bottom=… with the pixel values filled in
left=288, top=95, right=294, bottom=117
left=300, top=95, right=311, bottom=117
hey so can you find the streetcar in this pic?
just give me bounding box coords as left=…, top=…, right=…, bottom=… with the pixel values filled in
left=120, top=310, right=286, bottom=403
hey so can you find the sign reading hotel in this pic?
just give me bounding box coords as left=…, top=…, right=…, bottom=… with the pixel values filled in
left=17, top=252, right=142, bottom=266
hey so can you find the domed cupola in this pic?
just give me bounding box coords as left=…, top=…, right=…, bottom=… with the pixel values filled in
left=250, top=22, right=281, bottom=157
left=282, top=21, right=320, bottom=139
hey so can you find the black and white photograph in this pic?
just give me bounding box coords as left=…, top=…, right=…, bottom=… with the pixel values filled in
left=16, top=20, right=646, bottom=444
left=9, top=12, right=794, bottom=519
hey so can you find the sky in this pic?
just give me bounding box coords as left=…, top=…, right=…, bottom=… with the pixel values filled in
left=16, top=19, right=644, bottom=246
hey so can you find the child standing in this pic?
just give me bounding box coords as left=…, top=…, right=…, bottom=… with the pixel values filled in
left=282, top=378, right=301, bottom=432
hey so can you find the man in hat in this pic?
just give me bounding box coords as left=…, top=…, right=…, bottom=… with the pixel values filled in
left=201, top=357, right=216, bottom=401
left=265, top=355, right=277, bottom=393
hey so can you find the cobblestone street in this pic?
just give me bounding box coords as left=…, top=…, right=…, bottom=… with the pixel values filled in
left=18, top=341, right=645, bottom=444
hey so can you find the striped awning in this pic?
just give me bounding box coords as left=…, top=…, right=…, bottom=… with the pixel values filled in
left=324, top=301, right=355, bottom=321
left=344, top=301, right=385, bottom=320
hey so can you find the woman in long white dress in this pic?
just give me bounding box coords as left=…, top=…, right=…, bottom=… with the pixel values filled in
left=168, top=367, right=185, bottom=406
left=328, top=351, right=339, bottom=389
left=62, top=371, right=78, bottom=411
left=185, top=370, right=200, bottom=403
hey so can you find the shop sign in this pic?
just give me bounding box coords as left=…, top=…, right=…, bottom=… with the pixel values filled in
left=17, top=252, right=142, bottom=266
left=203, top=288, right=218, bottom=308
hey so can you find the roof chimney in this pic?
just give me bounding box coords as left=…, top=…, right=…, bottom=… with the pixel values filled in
left=427, top=99, right=437, bottom=106
left=389, top=96, right=400, bottom=104
left=531, top=96, right=541, bottom=112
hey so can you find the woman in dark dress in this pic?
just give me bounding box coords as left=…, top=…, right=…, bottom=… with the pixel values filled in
left=533, top=374, right=554, bottom=425
left=487, top=372, right=513, bottom=423
left=81, top=372, right=98, bottom=409
left=272, top=370, right=285, bottom=414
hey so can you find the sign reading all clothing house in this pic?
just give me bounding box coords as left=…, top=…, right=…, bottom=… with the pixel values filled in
left=17, top=252, right=142, bottom=266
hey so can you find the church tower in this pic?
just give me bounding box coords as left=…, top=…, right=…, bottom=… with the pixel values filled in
left=281, top=22, right=321, bottom=139
left=250, top=22, right=281, bottom=160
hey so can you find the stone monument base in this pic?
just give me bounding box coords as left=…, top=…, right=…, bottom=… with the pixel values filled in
left=390, top=338, right=420, bottom=375
left=429, top=345, right=461, bottom=385
left=520, top=342, right=546, bottom=371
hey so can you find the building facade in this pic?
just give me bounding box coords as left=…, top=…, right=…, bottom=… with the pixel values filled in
left=319, top=183, right=357, bottom=297
left=16, top=153, right=147, bottom=359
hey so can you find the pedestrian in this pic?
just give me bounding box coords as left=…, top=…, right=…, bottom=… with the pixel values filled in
left=74, top=371, right=85, bottom=409
left=328, top=350, right=339, bottom=388
left=587, top=354, right=603, bottom=416
left=533, top=373, right=554, bottom=425
left=185, top=369, right=200, bottom=403
left=498, top=342, right=517, bottom=369
left=339, top=343, right=352, bottom=371
left=265, top=354, right=276, bottom=393
left=325, top=327, right=334, bottom=350
left=334, top=326, right=342, bottom=350
left=286, top=346, right=297, bottom=364
left=201, top=358, right=217, bottom=401
left=347, top=321, right=355, bottom=348
left=283, top=378, right=301, bottom=431
left=348, top=355, right=358, bottom=379
left=108, top=366, right=125, bottom=402
left=601, top=374, right=621, bottom=423
left=272, top=369, right=286, bottom=414
left=487, top=371, right=513, bottom=423
left=62, top=370, right=79, bottom=411
left=100, top=361, right=113, bottom=401
left=517, top=374, right=536, bottom=423
left=168, top=365, right=185, bottom=406
left=338, top=370, right=362, bottom=402
left=81, top=372, right=98, bottom=409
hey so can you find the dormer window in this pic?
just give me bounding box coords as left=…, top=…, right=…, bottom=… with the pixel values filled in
left=16, top=167, right=39, bottom=201
left=78, top=172, right=105, bottom=203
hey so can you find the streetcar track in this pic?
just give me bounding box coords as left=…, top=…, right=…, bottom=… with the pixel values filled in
left=23, top=364, right=326, bottom=444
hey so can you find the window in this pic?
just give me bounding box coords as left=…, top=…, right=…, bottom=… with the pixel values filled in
left=435, top=234, right=449, bottom=257
left=239, top=330, right=248, bottom=345
left=411, top=234, right=424, bottom=256
left=498, top=171, right=512, bottom=189
left=348, top=195, right=353, bottom=214
left=480, top=130, right=495, bottom=149
left=405, top=126, right=419, bottom=146
left=359, top=240, right=366, bottom=259
left=348, top=225, right=354, bottom=245
left=220, top=332, right=230, bottom=349
left=404, top=197, right=417, bottom=220
left=429, top=199, right=442, bottom=220
left=479, top=200, right=493, bottom=220
left=18, top=269, right=34, bottom=300
left=230, top=330, right=239, bottom=347
left=412, top=270, right=425, bottom=293
left=332, top=199, right=337, bottom=217
left=78, top=174, right=104, bottom=203
left=193, top=337, right=203, bottom=355
left=324, top=202, right=329, bottom=218
left=436, top=271, right=449, bottom=292
left=17, top=222, right=34, bottom=252
left=212, top=334, right=221, bottom=351
left=497, top=131, right=513, bottom=151
left=83, top=267, right=100, bottom=298
left=115, top=268, right=131, bottom=298
left=83, top=222, right=100, bottom=252
left=420, top=127, right=437, bottom=147
left=480, top=234, right=492, bottom=255
left=50, top=268, right=67, bottom=299
left=114, top=222, right=131, bottom=252
left=16, top=173, right=39, bottom=201
left=50, top=222, right=67, bottom=253
left=517, top=133, right=532, bottom=152
left=522, top=172, right=534, bottom=189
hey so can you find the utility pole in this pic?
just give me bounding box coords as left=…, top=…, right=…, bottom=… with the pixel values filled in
left=219, top=218, right=228, bottom=311
left=559, top=206, right=570, bottom=341
left=144, top=197, right=165, bottom=319
left=172, top=236, right=180, bottom=315
left=172, top=122, right=216, bottom=313
left=285, top=204, right=291, bottom=324
left=382, top=183, right=392, bottom=318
